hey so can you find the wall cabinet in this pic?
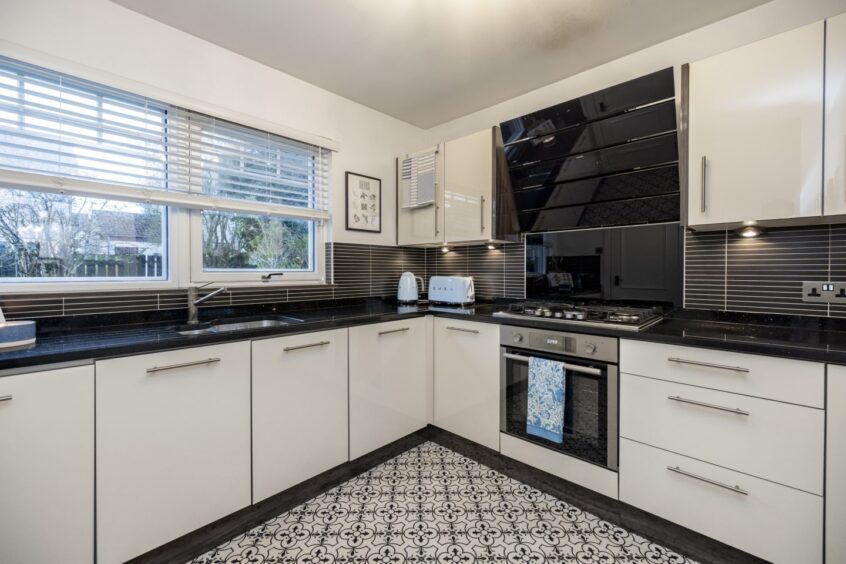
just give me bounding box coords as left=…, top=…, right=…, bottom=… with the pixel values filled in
left=828, top=364, right=846, bottom=563
left=398, top=129, right=496, bottom=246
left=687, top=21, right=824, bottom=228
left=252, top=329, right=349, bottom=503
left=349, top=317, right=431, bottom=459
left=96, top=342, right=251, bottom=564
left=444, top=128, right=494, bottom=244
left=397, top=146, right=445, bottom=246
left=826, top=13, right=846, bottom=217
left=433, top=318, right=499, bottom=450
left=0, top=365, right=94, bottom=564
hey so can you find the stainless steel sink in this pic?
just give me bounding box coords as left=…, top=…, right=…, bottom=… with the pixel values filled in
left=175, top=316, right=303, bottom=336
left=212, top=319, right=292, bottom=332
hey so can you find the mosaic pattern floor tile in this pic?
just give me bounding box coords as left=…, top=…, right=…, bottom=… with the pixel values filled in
left=188, top=442, right=696, bottom=564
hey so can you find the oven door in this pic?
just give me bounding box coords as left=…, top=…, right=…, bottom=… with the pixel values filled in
left=500, top=346, right=618, bottom=470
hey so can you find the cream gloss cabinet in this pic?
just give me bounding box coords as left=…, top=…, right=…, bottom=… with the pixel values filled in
left=252, top=328, right=349, bottom=503
left=0, top=364, right=94, bottom=564
left=349, top=317, right=431, bottom=459
left=688, top=21, right=824, bottom=228
left=433, top=318, right=500, bottom=450
left=96, top=342, right=251, bottom=564
left=825, top=12, right=846, bottom=217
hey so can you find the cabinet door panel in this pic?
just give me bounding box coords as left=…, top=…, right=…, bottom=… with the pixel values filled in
left=826, top=13, right=846, bottom=217
left=96, top=342, right=251, bottom=564
left=828, top=364, right=846, bottom=563
left=433, top=318, right=499, bottom=450
left=252, top=329, right=348, bottom=502
left=444, top=129, right=493, bottom=243
left=349, top=318, right=429, bottom=459
left=397, top=148, right=445, bottom=246
left=688, top=22, right=824, bottom=226
left=0, top=365, right=94, bottom=564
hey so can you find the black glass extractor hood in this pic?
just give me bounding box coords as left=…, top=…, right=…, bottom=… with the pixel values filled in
left=499, top=68, right=680, bottom=233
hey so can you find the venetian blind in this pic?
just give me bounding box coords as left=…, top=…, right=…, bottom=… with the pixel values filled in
left=0, top=56, right=331, bottom=221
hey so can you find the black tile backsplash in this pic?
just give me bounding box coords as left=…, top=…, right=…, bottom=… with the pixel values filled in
left=685, top=224, right=846, bottom=318
left=425, top=242, right=525, bottom=300
left=0, top=241, right=525, bottom=320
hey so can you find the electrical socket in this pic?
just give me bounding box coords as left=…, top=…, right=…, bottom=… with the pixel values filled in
left=833, top=282, right=846, bottom=302
left=803, top=281, right=836, bottom=303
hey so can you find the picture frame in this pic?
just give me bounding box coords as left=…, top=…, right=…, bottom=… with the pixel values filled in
left=345, top=171, right=381, bottom=233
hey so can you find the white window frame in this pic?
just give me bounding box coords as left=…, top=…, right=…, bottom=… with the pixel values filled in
left=0, top=199, right=187, bottom=293
left=188, top=210, right=327, bottom=286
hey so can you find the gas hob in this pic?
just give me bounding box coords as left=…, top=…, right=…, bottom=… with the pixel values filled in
left=492, top=302, right=664, bottom=332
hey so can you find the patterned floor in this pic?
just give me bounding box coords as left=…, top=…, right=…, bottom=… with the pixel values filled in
left=188, top=442, right=696, bottom=564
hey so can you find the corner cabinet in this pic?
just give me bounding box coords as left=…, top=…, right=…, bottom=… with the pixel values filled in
left=349, top=317, right=431, bottom=459
left=398, top=128, right=497, bottom=246
left=252, top=328, right=349, bottom=503
left=0, top=365, right=94, bottom=564
left=826, top=13, right=846, bottom=218
left=687, top=21, right=824, bottom=228
left=433, top=318, right=500, bottom=450
left=96, top=342, right=251, bottom=564
left=828, top=364, right=846, bottom=563
left=397, top=146, right=445, bottom=246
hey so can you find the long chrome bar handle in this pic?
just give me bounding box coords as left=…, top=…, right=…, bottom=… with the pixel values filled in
left=667, top=465, right=749, bottom=495
left=284, top=341, right=331, bottom=352
left=146, top=358, right=221, bottom=374
left=668, top=395, right=750, bottom=416
left=667, top=357, right=749, bottom=373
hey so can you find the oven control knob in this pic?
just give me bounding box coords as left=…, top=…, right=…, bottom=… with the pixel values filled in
left=513, top=333, right=524, bottom=343
left=584, top=343, right=598, bottom=355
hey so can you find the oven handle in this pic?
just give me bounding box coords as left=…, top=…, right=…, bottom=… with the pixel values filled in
left=502, top=352, right=603, bottom=376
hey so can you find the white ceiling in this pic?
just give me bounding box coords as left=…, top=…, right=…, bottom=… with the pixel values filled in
left=112, top=0, right=769, bottom=128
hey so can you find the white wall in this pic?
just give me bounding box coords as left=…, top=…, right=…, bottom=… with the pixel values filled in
left=0, top=0, right=425, bottom=247
left=424, top=0, right=846, bottom=145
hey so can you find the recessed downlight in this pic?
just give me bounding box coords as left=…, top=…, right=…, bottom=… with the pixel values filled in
left=738, top=225, right=763, bottom=238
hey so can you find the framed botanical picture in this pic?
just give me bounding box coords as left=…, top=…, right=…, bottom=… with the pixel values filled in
left=345, top=171, right=381, bottom=233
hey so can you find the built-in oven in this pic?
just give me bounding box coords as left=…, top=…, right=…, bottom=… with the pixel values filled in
left=500, top=325, right=618, bottom=470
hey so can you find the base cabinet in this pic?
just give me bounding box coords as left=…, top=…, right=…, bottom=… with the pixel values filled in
left=433, top=318, right=499, bottom=450
left=349, top=317, right=430, bottom=459
left=252, top=329, right=349, bottom=503
left=620, top=439, right=822, bottom=564
left=0, top=365, right=94, bottom=564
left=96, top=342, right=251, bottom=564
left=828, top=364, right=846, bottom=563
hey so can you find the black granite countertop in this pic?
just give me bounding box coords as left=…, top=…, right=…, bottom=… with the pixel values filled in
left=2, top=299, right=846, bottom=373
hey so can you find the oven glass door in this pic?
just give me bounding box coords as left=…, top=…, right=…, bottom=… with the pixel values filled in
left=501, top=347, right=617, bottom=469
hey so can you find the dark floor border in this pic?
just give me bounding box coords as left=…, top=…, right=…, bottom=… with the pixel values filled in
left=131, top=426, right=764, bottom=564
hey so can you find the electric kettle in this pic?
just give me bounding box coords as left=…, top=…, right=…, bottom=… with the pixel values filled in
left=397, top=272, right=424, bottom=303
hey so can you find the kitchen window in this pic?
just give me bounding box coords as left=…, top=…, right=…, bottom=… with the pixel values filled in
left=0, top=56, right=331, bottom=288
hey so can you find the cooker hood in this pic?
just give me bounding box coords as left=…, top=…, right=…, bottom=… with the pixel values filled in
left=498, top=68, right=680, bottom=233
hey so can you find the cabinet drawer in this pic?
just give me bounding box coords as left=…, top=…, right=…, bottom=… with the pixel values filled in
left=620, top=340, right=823, bottom=407
left=620, top=438, right=822, bottom=564
left=621, top=374, right=823, bottom=494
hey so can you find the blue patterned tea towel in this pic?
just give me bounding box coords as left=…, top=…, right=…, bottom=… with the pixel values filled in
left=526, top=356, right=565, bottom=443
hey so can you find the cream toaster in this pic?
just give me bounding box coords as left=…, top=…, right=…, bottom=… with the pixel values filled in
left=428, top=276, right=475, bottom=305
